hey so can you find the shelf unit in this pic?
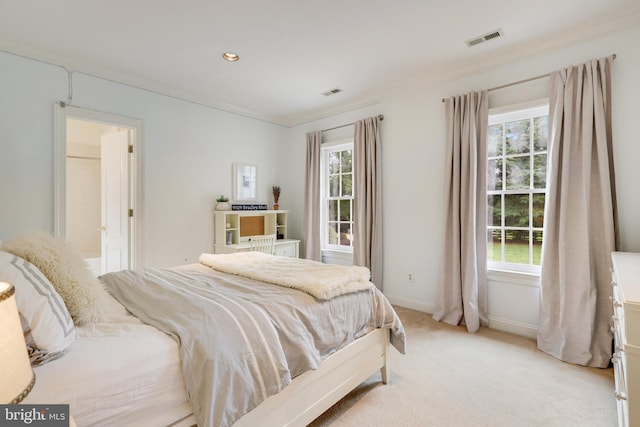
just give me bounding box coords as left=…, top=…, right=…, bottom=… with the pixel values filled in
left=214, top=210, right=299, bottom=257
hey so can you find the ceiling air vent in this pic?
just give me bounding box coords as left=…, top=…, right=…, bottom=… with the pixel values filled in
left=322, top=88, right=343, bottom=96
left=465, top=29, right=504, bottom=48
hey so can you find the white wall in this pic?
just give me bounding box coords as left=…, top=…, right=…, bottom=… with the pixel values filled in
left=285, top=24, right=640, bottom=336
left=0, top=52, right=289, bottom=268
left=0, top=54, right=66, bottom=235
left=1, top=24, right=638, bottom=337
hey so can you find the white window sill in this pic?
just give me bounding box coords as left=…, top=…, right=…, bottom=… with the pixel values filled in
left=487, top=268, right=540, bottom=288
left=322, top=249, right=353, bottom=257
left=321, top=249, right=353, bottom=265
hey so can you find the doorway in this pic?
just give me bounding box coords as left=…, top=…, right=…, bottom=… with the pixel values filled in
left=54, top=104, right=143, bottom=275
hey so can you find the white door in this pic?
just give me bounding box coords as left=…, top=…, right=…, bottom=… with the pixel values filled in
left=101, top=130, right=130, bottom=273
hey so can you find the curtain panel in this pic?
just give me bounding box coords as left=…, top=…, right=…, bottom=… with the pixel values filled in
left=304, top=131, right=322, bottom=261
left=433, top=91, right=489, bottom=333
left=353, top=116, right=383, bottom=290
left=537, top=55, right=619, bottom=368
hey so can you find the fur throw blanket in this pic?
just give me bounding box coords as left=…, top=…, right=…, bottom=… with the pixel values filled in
left=198, top=252, right=373, bottom=300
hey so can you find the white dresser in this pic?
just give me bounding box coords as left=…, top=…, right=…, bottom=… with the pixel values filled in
left=611, top=252, right=640, bottom=427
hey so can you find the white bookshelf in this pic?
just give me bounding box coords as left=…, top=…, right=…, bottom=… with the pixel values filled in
left=214, top=210, right=299, bottom=257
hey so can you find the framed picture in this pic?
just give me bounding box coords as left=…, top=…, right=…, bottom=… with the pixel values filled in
left=232, top=163, right=257, bottom=202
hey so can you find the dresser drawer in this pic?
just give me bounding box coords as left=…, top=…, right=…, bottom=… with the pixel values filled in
left=613, top=350, right=629, bottom=427
left=612, top=351, right=627, bottom=395
left=611, top=252, right=640, bottom=427
left=612, top=321, right=623, bottom=352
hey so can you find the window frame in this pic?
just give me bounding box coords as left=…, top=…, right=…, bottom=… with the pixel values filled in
left=487, top=99, right=549, bottom=275
left=320, top=138, right=354, bottom=253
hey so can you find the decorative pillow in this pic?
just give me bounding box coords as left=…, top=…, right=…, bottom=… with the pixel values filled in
left=2, top=232, right=107, bottom=325
left=0, top=250, right=75, bottom=366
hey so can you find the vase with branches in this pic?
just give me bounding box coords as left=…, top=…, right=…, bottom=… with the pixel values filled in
left=272, top=186, right=281, bottom=210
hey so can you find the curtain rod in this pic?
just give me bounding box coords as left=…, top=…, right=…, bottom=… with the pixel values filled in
left=441, top=53, right=617, bottom=102
left=322, top=114, right=384, bottom=132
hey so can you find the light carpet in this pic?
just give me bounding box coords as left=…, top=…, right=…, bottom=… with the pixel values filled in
left=310, top=306, right=616, bottom=427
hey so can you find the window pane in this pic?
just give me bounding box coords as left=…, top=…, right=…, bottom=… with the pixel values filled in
left=487, top=229, right=502, bottom=262
left=339, top=223, right=352, bottom=246
left=532, top=193, right=545, bottom=228
left=504, top=229, right=530, bottom=264
left=506, top=156, right=530, bottom=189
left=504, top=194, right=529, bottom=227
left=329, top=152, right=340, bottom=174
left=505, top=119, right=530, bottom=155
left=533, top=230, right=543, bottom=265
left=329, top=175, right=339, bottom=197
left=487, top=195, right=501, bottom=227
left=328, top=199, right=337, bottom=222
left=341, top=174, right=352, bottom=196
left=487, top=159, right=503, bottom=191
left=327, top=222, right=338, bottom=245
left=534, top=116, right=548, bottom=152
left=323, top=144, right=355, bottom=253
left=487, top=107, right=547, bottom=268
left=341, top=150, right=352, bottom=173
left=488, top=124, right=503, bottom=157
left=339, top=199, right=351, bottom=221
left=533, top=154, right=547, bottom=189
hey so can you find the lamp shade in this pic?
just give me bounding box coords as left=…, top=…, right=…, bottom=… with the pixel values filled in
left=0, top=282, right=35, bottom=403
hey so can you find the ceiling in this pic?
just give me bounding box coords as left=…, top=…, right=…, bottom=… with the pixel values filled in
left=1, top=0, right=638, bottom=127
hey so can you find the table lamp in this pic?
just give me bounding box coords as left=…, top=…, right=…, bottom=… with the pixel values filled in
left=0, top=282, right=36, bottom=404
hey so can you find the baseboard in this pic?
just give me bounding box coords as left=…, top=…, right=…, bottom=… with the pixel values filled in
left=488, top=315, right=538, bottom=339
left=384, top=294, right=434, bottom=314
left=385, top=293, right=539, bottom=340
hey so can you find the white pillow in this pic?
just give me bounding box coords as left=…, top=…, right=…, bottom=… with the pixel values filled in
left=0, top=250, right=75, bottom=366
left=2, top=232, right=107, bottom=325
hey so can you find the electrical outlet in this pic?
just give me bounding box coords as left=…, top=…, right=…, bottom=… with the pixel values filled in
left=408, top=273, right=415, bottom=283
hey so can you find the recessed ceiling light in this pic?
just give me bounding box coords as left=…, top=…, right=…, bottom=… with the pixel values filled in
left=222, top=52, right=239, bottom=62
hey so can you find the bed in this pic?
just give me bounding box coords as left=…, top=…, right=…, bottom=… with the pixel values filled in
left=1, top=233, right=405, bottom=427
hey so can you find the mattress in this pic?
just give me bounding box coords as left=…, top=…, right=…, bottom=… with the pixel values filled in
left=23, top=292, right=195, bottom=427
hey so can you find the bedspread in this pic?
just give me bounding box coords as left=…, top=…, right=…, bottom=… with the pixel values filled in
left=100, top=263, right=405, bottom=427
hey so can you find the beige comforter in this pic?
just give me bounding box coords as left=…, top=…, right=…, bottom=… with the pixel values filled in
left=101, top=262, right=405, bottom=427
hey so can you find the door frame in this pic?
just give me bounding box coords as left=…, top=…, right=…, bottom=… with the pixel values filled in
left=53, top=103, right=144, bottom=269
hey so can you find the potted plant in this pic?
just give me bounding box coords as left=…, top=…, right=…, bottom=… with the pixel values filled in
left=215, top=195, right=230, bottom=211
left=272, top=186, right=281, bottom=210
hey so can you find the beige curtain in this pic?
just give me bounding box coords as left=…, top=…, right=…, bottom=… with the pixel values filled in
left=537, top=56, right=619, bottom=368
left=433, top=91, right=488, bottom=333
left=353, top=116, right=383, bottom=289
left=304, top=131, right=322, bottom=261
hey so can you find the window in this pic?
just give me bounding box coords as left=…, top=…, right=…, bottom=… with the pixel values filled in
left=321, top=140, right=354, bottom=252
left=487, top=100, right=548, bottom=273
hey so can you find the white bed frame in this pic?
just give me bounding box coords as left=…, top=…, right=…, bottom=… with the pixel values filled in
left=234, top=328, right=390, bottom=427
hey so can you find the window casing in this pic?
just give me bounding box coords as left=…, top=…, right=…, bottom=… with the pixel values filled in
left=487, top=100, right=549, bottom=274
left=321, top=140, right=354, bottom=252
